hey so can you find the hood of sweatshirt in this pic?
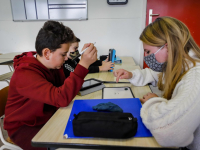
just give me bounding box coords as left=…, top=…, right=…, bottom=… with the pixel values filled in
left=14, top=51, right=39, bottom=68
left=13, top=51, right=51, bottom=73
left=13, top=51, right=64, bottom=86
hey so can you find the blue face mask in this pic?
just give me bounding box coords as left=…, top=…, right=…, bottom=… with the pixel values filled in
left=144, top=45, right=166, bottom=72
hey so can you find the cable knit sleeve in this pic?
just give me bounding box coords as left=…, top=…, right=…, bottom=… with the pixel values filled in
left=140, top=66, right=200, bottom=148
left=128, top=68, right=160, bottom=86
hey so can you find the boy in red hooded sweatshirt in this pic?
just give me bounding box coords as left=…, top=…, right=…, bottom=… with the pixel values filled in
left=4, top=21, right=97, bottom=150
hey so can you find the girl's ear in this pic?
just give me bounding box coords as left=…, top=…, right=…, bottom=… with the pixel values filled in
left=43, top=48, right=51, bottom=60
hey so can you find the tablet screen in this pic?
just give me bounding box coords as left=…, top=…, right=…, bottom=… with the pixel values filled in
left=103, top=87, right=134, bottom=99
left=82, top=80, right=99, bottom=87
left=80, top=79, right=102, bottom=91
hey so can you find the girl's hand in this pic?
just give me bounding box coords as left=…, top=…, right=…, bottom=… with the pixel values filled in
left=113, top=69, right=133, bottom=82
left=99, top=61, right=114, bottom=71
left=140, top=93, right=158, bottom=104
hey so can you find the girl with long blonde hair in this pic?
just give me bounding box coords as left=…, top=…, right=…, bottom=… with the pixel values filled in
left=114, top=17, right=200, bottom=150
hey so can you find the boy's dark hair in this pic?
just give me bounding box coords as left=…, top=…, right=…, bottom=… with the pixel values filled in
left=75, top=37, right=81, bottom=43
left=35, top=20, right=75, bottom=56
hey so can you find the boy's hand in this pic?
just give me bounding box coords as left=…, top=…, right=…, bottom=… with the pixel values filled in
left=113, top=69, right=133, bottom=82
left=79, top=43, right=97, bottom=69
left=140, top=93, right=158, bottom=104
left=99, top=61, right=115, bottom=71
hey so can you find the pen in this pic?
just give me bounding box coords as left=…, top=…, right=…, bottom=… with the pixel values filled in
left=72, top=42, right=96, bottom=61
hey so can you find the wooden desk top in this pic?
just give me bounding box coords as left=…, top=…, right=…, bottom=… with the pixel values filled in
left=118, top=56, right=136, bottom=66
left=0, top=52, right=22, bottom=59
left=32, top=86, right=161, bottom=149
left=0, top=52, right=22, bottom=64
left=32, top=56, right=168, bottom=149
left=85, top=63, right=140, bottom=82
left=32, top=57, right=178, bottom=149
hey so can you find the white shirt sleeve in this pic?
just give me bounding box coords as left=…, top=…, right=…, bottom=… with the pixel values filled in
left=128, top=68, right=160, bottom=86
left=140, top=66, right=200, bottom=148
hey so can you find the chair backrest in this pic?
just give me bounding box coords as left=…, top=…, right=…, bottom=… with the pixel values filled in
left=0, top=86, right=23, bottom=149
left=0, top=86, right=9, bottom=117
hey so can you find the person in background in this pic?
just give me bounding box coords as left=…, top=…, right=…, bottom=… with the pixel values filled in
left=63, top=37, right=114, bottom=78
left=4, top=20, right=97, bottom=150
left=114, top=17, right=200, bottom=150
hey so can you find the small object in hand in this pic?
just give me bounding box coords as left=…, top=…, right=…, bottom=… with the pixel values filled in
left=72, top=42, right=96, bottom=61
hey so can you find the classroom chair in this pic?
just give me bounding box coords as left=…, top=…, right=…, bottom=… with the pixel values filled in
left=0, top=86, right=23, bottom=150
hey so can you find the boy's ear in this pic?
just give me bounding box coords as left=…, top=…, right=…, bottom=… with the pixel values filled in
left=43, top=48, right=51, bottom=60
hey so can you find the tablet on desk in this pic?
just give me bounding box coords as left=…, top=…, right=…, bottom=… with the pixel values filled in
left=80, top=78, right=102, bottom=91
left=102, top=87, right=134, bottom=99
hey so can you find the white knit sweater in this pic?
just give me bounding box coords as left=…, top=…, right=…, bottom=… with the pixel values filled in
left=128, top=51, right=200, bottom=150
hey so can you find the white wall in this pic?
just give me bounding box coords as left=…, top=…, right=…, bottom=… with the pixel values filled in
left=0, top=0, right=146, bottom=89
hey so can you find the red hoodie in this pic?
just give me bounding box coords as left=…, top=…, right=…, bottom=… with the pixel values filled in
left=4, top=51, right=88, bottom=136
